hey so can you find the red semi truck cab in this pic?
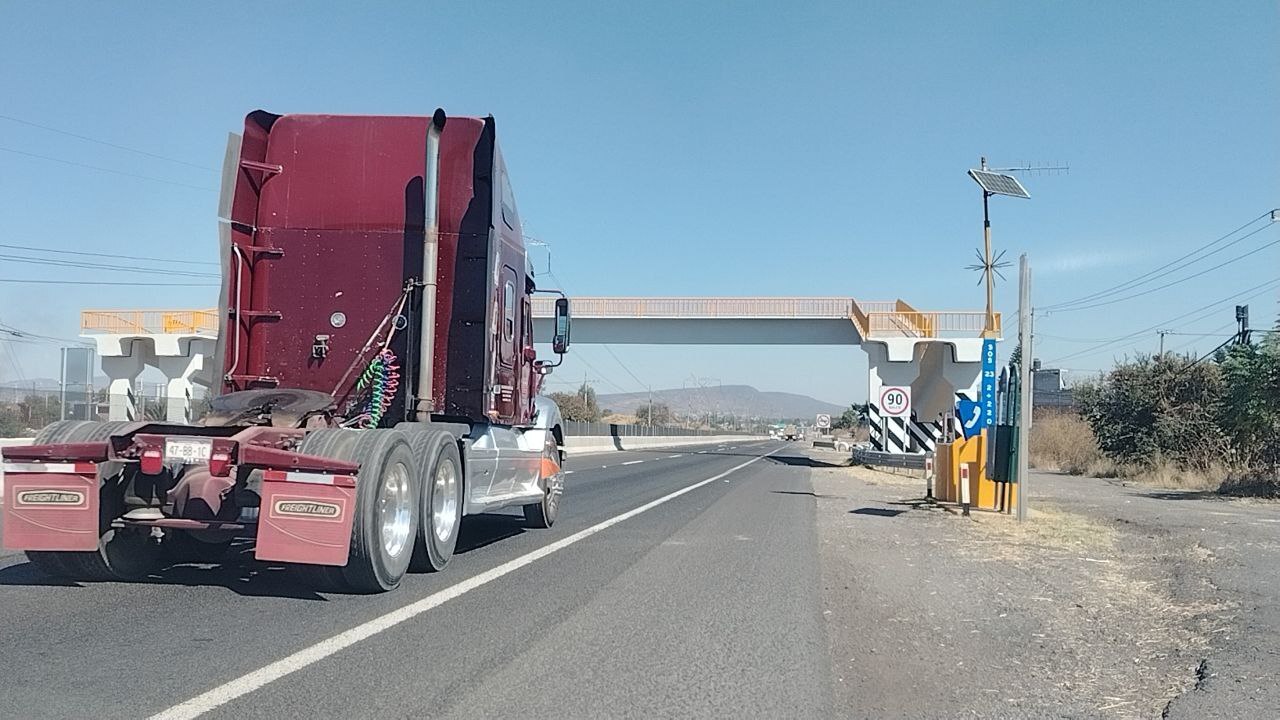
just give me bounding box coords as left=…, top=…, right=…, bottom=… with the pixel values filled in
left=2, top=109, right=572, bottom=593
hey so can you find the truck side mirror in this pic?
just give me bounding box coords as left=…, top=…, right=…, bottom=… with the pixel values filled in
left=553, top=298, right=571, bottom=354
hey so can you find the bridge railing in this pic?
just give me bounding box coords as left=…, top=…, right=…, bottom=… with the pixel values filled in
left=863, top=311, right=997, bottom=338
left=533, top=296, right=858, bottom=318
left=81, top=309, right=219, bottom=335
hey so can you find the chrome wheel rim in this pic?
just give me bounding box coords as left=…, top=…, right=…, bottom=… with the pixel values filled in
left=379, top=461, right=413, bottom=558
left=432, top=457, right=460, bottom=544
left=544, top=445, right=562, bottom=518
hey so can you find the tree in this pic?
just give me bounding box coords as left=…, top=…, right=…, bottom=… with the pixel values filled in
left=1217, top=337, right=1280, bottom=469
left=549, top=382, right=601, bottom=422
left=18, top=394, right=60, bottom=429
left=833, top=403, right=868, bottom=429
left=1077, top=353, right=1226, bottom=469
left=635, top=402, right=673, bottom=426
left=0, top=405, right=24, bottom=438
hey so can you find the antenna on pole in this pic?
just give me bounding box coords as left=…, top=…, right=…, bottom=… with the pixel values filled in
left=965, top=158, right=1068, bottom=337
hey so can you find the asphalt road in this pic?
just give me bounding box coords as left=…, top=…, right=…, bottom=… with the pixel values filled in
left=0, top=439, right=833, bottom=719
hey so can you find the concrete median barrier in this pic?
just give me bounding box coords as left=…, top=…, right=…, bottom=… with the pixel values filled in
left=562, top=435, right=763, bottom=456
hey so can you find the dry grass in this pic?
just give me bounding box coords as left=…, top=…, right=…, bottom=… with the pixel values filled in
left=1029, top=411, right=1107, bottom=474
left=1128, top=461, right=1230, bottom=491
left=962, top=505, right=1232, bottom=718
left=1028, top=413, right=1242, bottom=491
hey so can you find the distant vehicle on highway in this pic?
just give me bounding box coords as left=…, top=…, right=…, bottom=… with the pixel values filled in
left=781, top=424, right=800, bottom=441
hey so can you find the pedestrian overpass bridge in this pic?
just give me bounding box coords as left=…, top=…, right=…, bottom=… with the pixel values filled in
left=529, top=297, right=996, bottom=350
left=76, top=299, right=1000, bottom=456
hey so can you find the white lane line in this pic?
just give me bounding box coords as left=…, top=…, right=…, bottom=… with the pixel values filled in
left=564, top=470, right=575, bottom=475
left=151, top=446, right=781, bottom=720
left=697, top=451, right=707, bottom=454
left=621, top=460, right=644, bottom=466
left=668, top=454, right=683, bottom=458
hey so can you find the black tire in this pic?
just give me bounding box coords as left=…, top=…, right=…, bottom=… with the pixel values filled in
left=293, top=429, right=365, bottom=590
left=25, top=421, right=160, bottom=581
left=408, top=431, right=463, bottom=573
left=296, top=429, right=420, bottom=593
left=523, top=430, right=563, bottom=529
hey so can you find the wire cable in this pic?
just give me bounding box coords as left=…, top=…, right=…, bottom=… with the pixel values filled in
left=0, top=277, right=218, bottom=286
left=0, top=146, right=216, bottom=192
left=1041, top=211, right=1275, bottom=311
left=1045, top=278, right=1280, bottom=364
left=0, top=253, right=220, bottom=278
left=1045, top=225, right=1279, bottom=313
left=0, top=242, right=219, bottom=267
left=0, top=113, right=215, bottom=171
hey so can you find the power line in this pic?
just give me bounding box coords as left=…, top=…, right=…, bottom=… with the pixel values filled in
left=0, top=253, right=220, bottom=278
left=1165, top=322, right=1237, bottom=355
left=0, top=278, right=218, bottom=286
left=1042, top=210, right=1275, bottom=311
left=1045, top=225, right=1279, bottom=313
left=0, top=242, right=219, bottom=267
left=0, top=320, right=91, bottom=345
left=601, top=343, right=648, bottom=389
left=533, top=256, right=643, bottom=395
left=1045, top=277, right=1280, bottom=364
left=574, top=353, right=632, bottom=394
left=0, top=146, right=216, bottom=192
left=0, top=113, right=215, bottom=171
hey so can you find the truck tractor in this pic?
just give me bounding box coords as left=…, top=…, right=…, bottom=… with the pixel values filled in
left=782, top=425, right=799, bottom=441
left=2, top=109, right=572, bottom=593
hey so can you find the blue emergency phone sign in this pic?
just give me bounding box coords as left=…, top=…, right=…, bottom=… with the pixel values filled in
left=981, top=339, right=997, bottom=428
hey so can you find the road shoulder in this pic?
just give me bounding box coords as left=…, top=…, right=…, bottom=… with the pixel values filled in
left=812, top=453, right=1237, bottom=719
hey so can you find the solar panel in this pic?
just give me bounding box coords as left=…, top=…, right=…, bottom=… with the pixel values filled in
left=968, top=169, right=1030, bottom=199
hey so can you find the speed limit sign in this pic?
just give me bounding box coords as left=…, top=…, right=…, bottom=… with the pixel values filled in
left=879, top=386, right=911, bottom=417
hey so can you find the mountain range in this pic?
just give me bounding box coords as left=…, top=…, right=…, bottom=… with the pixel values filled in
left=595, top=384, right=846, bottom=421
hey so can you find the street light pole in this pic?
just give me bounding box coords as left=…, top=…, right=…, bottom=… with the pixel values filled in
left=981, top=158, right=996, bottom=337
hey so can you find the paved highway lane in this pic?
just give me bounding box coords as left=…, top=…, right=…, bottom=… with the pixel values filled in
left=0, top=439, right=832, bottom=719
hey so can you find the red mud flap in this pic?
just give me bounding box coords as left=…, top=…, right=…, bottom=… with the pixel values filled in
left=2, top=463, right=100, bottom=551
left=256, top=470, right=356, bottom=567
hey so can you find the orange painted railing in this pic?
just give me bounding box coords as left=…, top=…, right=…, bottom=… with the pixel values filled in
left=81, top=309, right=219, bottom=335
left=863, top=311, right=997, bottom=338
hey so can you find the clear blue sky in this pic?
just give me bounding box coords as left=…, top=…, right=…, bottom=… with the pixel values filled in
left=1, top=1, right=1276, bottom=405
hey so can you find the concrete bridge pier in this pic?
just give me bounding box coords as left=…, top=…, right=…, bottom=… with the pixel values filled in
left=864, top=338, right=984, bottom=454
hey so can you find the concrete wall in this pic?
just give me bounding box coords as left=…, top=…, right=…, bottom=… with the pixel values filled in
left=562, top=434, right=763, bottom=456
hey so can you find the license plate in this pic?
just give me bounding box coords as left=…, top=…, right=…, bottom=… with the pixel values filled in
left=164, top=438, right=213, bottom=464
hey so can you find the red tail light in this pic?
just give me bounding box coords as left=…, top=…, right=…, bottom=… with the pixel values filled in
left=208, top=451, right=232, bottom=478
left=140, top=449, right=163, bottom=475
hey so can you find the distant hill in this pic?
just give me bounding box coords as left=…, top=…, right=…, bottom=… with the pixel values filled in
left=596, top=384, right=845, bottom=421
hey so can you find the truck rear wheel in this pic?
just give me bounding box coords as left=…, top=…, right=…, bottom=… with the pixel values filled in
left=523, top=431, right=563, bottom=529
left=296, top=429, right=419, bottom=593
left=408, top=431, right=463, bottom=572
left=26, top=420, right=161, bottom=582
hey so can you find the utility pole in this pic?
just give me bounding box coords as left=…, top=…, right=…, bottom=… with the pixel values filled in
left=1158, top=329, right=1170, bottom=357
left=1016, top=254, right=1032, bottom=522
left=647, top=384, right=653, bottom=426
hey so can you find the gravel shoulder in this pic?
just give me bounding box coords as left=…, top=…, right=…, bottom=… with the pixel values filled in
left=809, top=449, right=1275, bottom=719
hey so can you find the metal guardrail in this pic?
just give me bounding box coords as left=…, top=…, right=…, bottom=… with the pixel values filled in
left=81, top=309, right=219, bottom=335
left=853, top=445, right=929, bottom=470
